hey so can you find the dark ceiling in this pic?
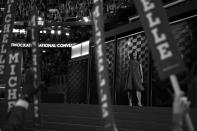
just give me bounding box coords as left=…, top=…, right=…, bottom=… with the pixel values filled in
left=0, top=0, right=177, bottom=43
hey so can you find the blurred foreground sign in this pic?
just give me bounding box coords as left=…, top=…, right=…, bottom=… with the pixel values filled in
left=92, top=0, right=118, bottom=131
left=0, top=0, right=17, bottom=82
left=5, top=50, right=22, bottom=111
left=134, top=0, right=185, bottom=79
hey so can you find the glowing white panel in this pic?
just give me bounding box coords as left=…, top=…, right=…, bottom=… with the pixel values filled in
left=38, top=21, right=44, bottom=26
left=81, top=41, right=89, bottom=56
left=83, top=16, right=90, bottom=22
left=71, top=44, right=82, bottom=58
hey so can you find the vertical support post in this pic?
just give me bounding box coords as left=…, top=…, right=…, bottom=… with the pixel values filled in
left=112, top=35, right=118, bottom=105
left=86, top=40, right=92, bottom=104
left=149, top=51, right=153, bottom=106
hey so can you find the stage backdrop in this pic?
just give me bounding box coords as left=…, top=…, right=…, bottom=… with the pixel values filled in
left=89, top=33, right=150, bottom=105
left=89, top=42, right=116, bottom=104
left=42, top=18, right=197, bottom=106
left=104, top=40, right=116, bottom=101
left=66, top=59, right=88, bottom=104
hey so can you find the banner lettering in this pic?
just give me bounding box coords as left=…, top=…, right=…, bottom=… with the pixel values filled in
left=134, top=0, right=185, bottom=79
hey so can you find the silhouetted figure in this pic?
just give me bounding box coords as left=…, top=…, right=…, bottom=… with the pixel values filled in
left=125, top=50, right=144, bottom=106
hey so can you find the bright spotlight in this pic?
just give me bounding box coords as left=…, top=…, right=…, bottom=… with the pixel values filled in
left=65, top=32, right=70, bottom=36
left=57, top=30, right=61, bottom=35
left=51, top=30, right=55, bottom=34
left=38, top=17, right=42, bottom=21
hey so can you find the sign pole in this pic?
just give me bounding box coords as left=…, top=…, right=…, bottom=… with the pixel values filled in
left=169, top=75, right=182, bottom=96
left=170, top=75, right=194, bottom=131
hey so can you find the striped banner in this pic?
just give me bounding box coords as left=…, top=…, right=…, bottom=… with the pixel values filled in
left=30, top=7, right=41, bottom=131
left=0, top=0, right=17, bottom=81
left=0, top=0, right=22, bottom=111
left=92, top=0, right=118, bottom=131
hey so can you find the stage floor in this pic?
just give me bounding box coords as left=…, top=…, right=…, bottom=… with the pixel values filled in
left=1, top=103, right=197, bottom=131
